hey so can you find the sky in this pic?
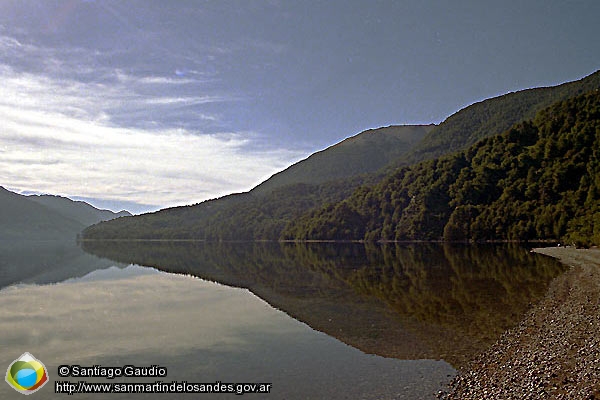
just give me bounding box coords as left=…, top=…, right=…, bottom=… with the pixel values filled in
left=0, top=0, right=598, bottom=214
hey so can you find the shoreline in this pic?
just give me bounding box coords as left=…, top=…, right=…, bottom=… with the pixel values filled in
left=443, top=247, right=600, bottom=399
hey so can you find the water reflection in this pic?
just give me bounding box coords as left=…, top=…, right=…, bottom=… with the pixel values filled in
left=81, top=241, right=566, bottom=368
left=0, top=241, right=125, bottom=288
left=0, top=260, right=453, bottom=400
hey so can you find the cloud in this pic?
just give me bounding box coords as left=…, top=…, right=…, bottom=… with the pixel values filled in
left=0, top=32, right=227, bottom=126
left=114, top=69, right=211, bottom=86
left=144, top=96, right=228, bottom=106
left=0, top=42, right=303, bottom=211
left=138, top=75, right=197, bottom=85
left=0, top=35, right=23, bottom=50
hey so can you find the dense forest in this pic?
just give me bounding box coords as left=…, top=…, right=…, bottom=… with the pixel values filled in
left=82, top=71, right=600, bottom=244
left=284, top=91, right=600, bottom=246
left=397, top=69, right=600, bottom=167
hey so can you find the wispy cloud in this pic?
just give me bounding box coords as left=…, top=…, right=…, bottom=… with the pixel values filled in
left=137, top=75, right=197, bottom=85
left=144, top=96, right=228, bottom=106
left=0, top=33, right=303, bottom=212
left=114, top=69, right=213, bottom=86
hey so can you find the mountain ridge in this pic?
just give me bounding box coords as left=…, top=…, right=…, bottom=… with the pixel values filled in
left=252, top=124, right=434, bottom=195
left=0, top=187, right=130, bottom=240
left=81, top=124, right=432, bottom=240
left=81, top=70, right=600, bottom=242
left=284, top=90, right=600, bottom=245
left=400, top=70, right=600, bottom=167
left=28, top=194, right=131, bottom=227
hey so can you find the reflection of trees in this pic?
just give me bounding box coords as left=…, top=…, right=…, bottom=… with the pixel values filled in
left=81, top=241, right=565, bottom=368
left=342, top=244, right=565, bottom=355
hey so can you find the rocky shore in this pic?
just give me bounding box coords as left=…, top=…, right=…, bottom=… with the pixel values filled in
left=442, top=247, right=600, bottom=399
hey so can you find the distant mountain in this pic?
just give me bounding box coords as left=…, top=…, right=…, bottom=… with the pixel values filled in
left=28, top=194, right=131, bottom=227
left=82, top=125, right=430, bottom=240
left=252, top=125, right=433, bottom=195
left=0, top=187, right=84, bottom=240
left=284, top=91, right=600, bottom=245
left=0, top=187, right=130, bottom=240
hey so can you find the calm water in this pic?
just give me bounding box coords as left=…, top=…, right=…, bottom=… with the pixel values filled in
left=0, top=241, right=565, bottom=399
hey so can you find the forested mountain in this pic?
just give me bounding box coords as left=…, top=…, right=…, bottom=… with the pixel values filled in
left=82, top=125, right=430, bottom=240
left=284, top=91, right=600, bottom=246
left=398, top=70, right=600, bottom=167
left=82, top=71, right=600, bottom=243
left=28, top=194, right=131, bottom=226
left=0, top=187, right=129, bottom=240
left=252, top=125, right=433, bottom=195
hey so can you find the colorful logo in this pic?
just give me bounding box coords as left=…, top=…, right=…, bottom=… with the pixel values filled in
left=5, top=353, right=49, bottom=395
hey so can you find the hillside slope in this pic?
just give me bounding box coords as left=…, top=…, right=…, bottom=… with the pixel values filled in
left=284, top=91, right=600, bottom=245
left=82, top=71, right=600, bottom=242
left=82, top=125, right=429, bottom=240
left=0, top=187, right=130, bottom=240
left=28, top=195, right=131, bottom=226
left=252, top=125, right=433, bottom=195
left=0, top=187, right=85, bottom=240
left=400, top=70, right=600, bottom=166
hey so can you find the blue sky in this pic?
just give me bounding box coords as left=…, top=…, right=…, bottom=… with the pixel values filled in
left=0, top=0, right=598, bottom=213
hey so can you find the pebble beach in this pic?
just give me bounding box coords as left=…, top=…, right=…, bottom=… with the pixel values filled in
left=443, top=247, right=600, bottom=399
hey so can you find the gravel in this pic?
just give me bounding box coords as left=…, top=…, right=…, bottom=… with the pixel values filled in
left=440, top=247, right=600, bottom=400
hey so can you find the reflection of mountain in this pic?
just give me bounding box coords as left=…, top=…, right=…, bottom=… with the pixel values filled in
left=0, top=241, right=126, bottom=289
left=81, top=241, right=565, bottom=368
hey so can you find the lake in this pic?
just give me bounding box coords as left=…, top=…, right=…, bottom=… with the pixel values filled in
left=0, top=241, right=564, bottom=399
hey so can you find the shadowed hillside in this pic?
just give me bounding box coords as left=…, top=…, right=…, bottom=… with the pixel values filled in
left=252, top=125, right=433, bottom=195
left=400, top=70, right=600, bottom=166
left=0, top=187, right=130, bottom=240
left=82, top=71, right=600, bottom=242
left=28, top=194, right=130, bottom=226
left=82, top=125, right=430, bottom=240
left=285, top=91, right=600, bottom=245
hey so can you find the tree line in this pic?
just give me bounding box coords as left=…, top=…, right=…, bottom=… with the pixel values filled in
left=283, top=91, right=600, bottom=246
